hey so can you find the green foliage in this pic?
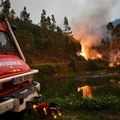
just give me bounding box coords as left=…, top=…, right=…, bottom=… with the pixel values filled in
left=86, top=60, right=109, bottom=70
left=20, top=6, right=31, bottom=22
left=51, top=14, right=56, bottom=31
left=31, top=63, right=57, bottom=80
left=10, top=9, right=15, bottom=19
left=31, top=63, right=58, bottom=74
left=0, top=1, right=81, bottom=63
left=30, top=71, right=120, bottom=120
left=40, top=9, right=47, bottom=29
left=7, top=7, right=81, bottom=63
left=30, top=63, right=70, bottom=80
left=48, top=95, right=120, bottom=111
left=68, top=59, right=109, bottom=72
left=63, top=16, right=72, bottom=35
left=39, top=75, right=120, bottom=110
left=0, top=0, right=11, bottom=18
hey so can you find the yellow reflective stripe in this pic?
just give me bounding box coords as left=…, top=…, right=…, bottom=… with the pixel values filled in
left=43, top=107, right=47, bottom=115
left=33, top=104, right=37, bottom=111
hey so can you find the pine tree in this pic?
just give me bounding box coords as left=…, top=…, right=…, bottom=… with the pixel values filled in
left=20, top=6, right=30, bottom=22
left=10, top=9, right=15, bottom=19
left=51, top=14, right=56, bottom=31
left=1, top=0, right=11, bottom=18
left=107, top=22, right=114, bottom=31
left=40, top=9, right=47, bottom=28
left=63, top=16, right=72, bottom=35
left=46, top=16, right=51, bottom=30
left=56, top=26, right=62, bottom=33
left=112, top=24, right=120, bottom=37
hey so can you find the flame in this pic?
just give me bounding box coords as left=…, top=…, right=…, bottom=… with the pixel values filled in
left=77, top=85, right=92, bottom=98
left=77, top=85, right=98, bottom=98
left=81, top=45, right=102, bottom=60
left=75, top=34, right=102, bottom=60
left=109, top=51, right=120, bottom=68
left=109, top=61, right=120, bottom=68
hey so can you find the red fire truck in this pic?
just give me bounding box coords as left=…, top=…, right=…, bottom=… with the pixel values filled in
left=0, top=18, right=40, bottom=119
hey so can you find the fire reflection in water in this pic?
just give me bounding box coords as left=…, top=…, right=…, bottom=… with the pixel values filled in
left=77, top=85, right=97, bottom=98
left=77, top=85, right=92, bottom=98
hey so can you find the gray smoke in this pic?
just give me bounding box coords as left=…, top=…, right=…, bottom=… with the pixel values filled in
left=72, top=0, right=119, bottom=45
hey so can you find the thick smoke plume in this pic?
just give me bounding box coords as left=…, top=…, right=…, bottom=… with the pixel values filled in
left=72, top=0, right=119, bottom=60
left=73, top=0, right=119, bottom=36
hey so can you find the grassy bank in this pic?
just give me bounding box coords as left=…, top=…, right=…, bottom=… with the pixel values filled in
left=24, top=62, right=120, bottom=120
left=23, top=70, right=120, bottom=120
left=30, top=59, right=112, bottom=79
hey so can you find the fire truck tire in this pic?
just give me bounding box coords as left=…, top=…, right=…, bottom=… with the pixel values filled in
left=0, top=111, right=25, bottom=120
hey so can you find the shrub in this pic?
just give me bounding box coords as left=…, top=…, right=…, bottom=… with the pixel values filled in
left=48, top=95, right=120, bottom=111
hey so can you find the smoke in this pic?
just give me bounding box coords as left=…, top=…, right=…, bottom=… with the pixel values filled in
left=72, top=0, right=119, bottom=44
left=72, top=0, right=120, bottom=60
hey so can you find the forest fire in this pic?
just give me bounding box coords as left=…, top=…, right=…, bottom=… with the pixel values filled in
left=109, top=51, right=120, bottom=67
left=74, top=21, right=120, bottom=68
left=75, top=33, right=120, bottom=67
left=109, top=61, right=120, bottom=68
left=72, top=0, right=120, bottom=68
left=75, top=35, right=102, bottom=60
left=80, top=45, right=102, bottom=60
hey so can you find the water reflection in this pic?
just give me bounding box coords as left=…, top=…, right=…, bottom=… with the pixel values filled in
left=77, top=85, right=95, bottom=98
left=110, top=79, right=120, bottom=88
left=77, top=78, right=120, bottom=98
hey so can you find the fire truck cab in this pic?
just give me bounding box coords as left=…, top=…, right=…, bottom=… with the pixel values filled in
left=0, top=18, right=40, bottom=118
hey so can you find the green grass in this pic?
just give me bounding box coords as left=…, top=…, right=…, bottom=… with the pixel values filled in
left=23, top=70, right=120, bottom=120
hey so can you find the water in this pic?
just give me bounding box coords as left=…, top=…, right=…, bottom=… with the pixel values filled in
left=77, top=78, right=120, bottom=98
left=76, top=71, right=120, bottom=98
left=24, top=71, right=120, bottom=120
left=40, top=70, right=120, bottom=99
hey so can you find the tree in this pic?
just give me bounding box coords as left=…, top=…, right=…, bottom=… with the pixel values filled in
left=5, top=6, right=82, bottom=63
left=51, top=14, right=56, bottom=31
left=56, top=26, right=62, bottom=33
left=63, top=16, right=72, bottom=35
left=10, top=9, right=15, bottom=19
left=46, top=16, right=51, bottom=30
left=1, top=0, right=11, bottom=18
left=40, top=9, right=47, bottom=28
left=20, top=6, right=30, bottom=22
left=107, top=22, right=114, bottom=31
left=112, top=24, right=120, bottom=37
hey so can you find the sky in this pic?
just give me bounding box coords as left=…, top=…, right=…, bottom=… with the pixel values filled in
left=10, top=0, right=120, bottom=35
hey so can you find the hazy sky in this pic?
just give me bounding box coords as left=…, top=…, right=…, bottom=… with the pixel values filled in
left=10, top=0, right=120, bottom=35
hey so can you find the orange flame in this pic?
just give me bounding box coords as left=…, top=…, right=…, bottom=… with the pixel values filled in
left=75, top=35, right=102, bottom=60
left=81, top=45, right=102, bottom=60
left=109, top=61, right=120, bottom=68
left=77, top=85, right=92, bottom=98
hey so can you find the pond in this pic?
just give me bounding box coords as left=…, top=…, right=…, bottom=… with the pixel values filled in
left=24, top=70, right=120, bottom=120
left=77, top=77, right=120, bottom=98
left=39, top=70, right=120, bottom=99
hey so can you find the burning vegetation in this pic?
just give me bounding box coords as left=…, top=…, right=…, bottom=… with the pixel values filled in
left=101, top=22, right=120, bottom=68
left=72, top=0, right=120, bottom=69
left=75, top=31, right=119, bottom=68
left=74, top=22, right=120, bottom=68
left=0, top=0, right=119, bottom=71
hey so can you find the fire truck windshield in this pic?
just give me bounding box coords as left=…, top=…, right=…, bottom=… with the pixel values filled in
left=0, top=31, right=17, bottom=55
